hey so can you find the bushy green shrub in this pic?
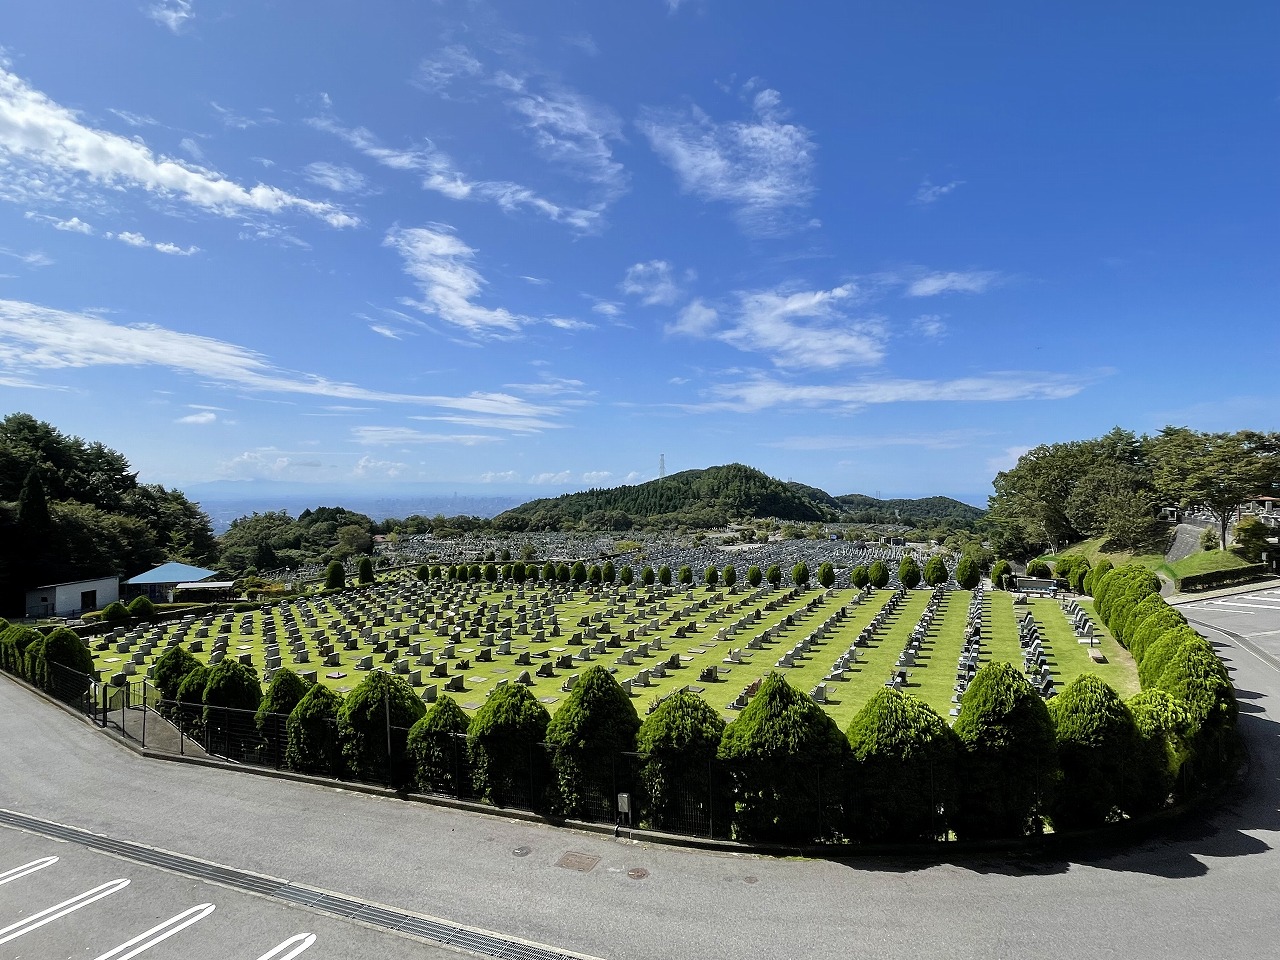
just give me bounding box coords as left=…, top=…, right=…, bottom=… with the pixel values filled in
left=922, top=555, right=948, bottom=587
left=467, top=684, right=551, bottom=807
left=1047, top=675, right=1139, bottom=830
left=416, top=564, right=431, bottom=582
left=357, top=556, right=375, bottom=584
left=39, top=627, right=95, bottom=697
left=126, top=596, right=157, bottom=621
left=202, top=659, right=263, bottom=734
left=952, top=661, right=1057, bottom=840
left=256, top=668, right=310, bottom=755
left=704, top=565, right=719, bottom=588
left=324, top=560, right=345, bottom=591
left=636, top=690, right=726, bottom=832
left=1068, top=560, right=1091, bottom=594
left=175, top=664, right=210, bottom=734
left=23, top=634, right=49, bottom=688
left=868, top=560, right=890, bottom=589
left=602, top=560, right=616, bottom=584
left=766, top=564, right=781, bottom=586
left=1115, top=593, right=1167, bottom=651
left=619, top=565, right=634, bottom=586
left=545, top=665, right=641, bottom=817
left=406, top=695, right=471, bottom=795
left=101, top=601, right=130, bottom=624
left=817, top=562, right=835, bottom=589
left=572, top=561, right=588, bottom=584
left=0, top=625, right=42, bottom=676
left=850, top=565, right=870, bottom=589
left=641, top=565, right=655, bottom=586
left=792, top=562, right=810, bottom=587
left=153, top=644, right=202, bottom=703
left=846, top=689, right=959, bottom=842
left=989, top=559, right=1013, bottom=590
left=718, top=673, right=849, bottom=842
left=746, top=565, right=762, bottom=587
left=722, top=564, right=737, bottom=588
left=1138, top=625, right=1203, bottom=688
left=1128, top=690, right=1194, bottom=812
left=954, top=555, right=981, bottom=589
left=678, top=565, right=693, bottom=585
left=1129, top=605, right=1186, bottom=664
left=1082, top=558, right=1113, bottom=596
left=1155, top=638, right=1237, bottom=740
left=285, top=683, right=344, bottom=775
left=898, top=556, right=921, bottom=590
left=1026, top=559, right=1052, bottom=579
left=337, top=671, right=426, bottom=786
left=658, top=565, right=672, bottom=586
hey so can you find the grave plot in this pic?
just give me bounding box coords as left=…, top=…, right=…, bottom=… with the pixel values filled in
left=90, top=576, right=1141, bottom=726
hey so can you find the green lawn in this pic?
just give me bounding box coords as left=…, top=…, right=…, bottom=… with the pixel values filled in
left=92, top=576, right=1142, bottom=727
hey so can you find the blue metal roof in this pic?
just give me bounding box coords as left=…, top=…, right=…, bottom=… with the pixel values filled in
left=125, top=562, right=219, bottom=585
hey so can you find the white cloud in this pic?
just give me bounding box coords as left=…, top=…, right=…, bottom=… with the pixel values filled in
left=210, top=102, right=278, bottom=130
left=639, top=88, right=815, bottom=235
left=913, top=178, right=963, bottom=205
left=108, top=109, right=158, bottom=128
left=988, top=445, right=1033, bottom=475
left=386, top=224, right=585, bottom=338
left=912, top=314, right=946, bottom=339
left=179, top=137, right=204, bottom=161
left=176, top=410, right=216, bottom=424
left=368, top=324, right=401, bottom=340
left=582, top=471, right=613, bottom=484
left=310, top=115, right=601, bottom=231
left=907, top=271, right=1000, bottom=297
left=0, top=298, right=565, bottom=430
left=0, top=248, right=53, bottom=267
left=0, top=67, right=357, bottom=227
left=219, top=450, right=330, bottom=480
left=621, top=260, right=682, bottom=306
left=671, top=284, right=886, bottom=370
left=480, top=470, right=521, bottom=484
left=498, top=76, right=627, bottom=196
left=353, top=455, right=407, bottom=478
left=24, top=211, right=93, bottom=234
left=415, top=46, right=484, bottom=95
left=304, top=161, right=366, bottom=193
left=531, top=470, right=573, bottom=485
left=351, top=426, right=497, bottom=446
left=699, top=372, right=1092, bottom=413
left=105, top=229, right=199, bottom=255
left=771, top=430, right=988, bottom=452
left=148, top=0, right=194, bottom=32
left=590, top=299, right=623, bottom=318
left=669, top=298, right=718, bottom=336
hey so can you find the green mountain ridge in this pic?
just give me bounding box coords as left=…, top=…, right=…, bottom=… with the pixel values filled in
left=496, top=464, right=985, bottom=531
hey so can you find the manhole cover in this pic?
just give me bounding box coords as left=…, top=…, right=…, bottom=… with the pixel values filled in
left=512, top=846, right=531, bottom=858
left=627, top=868, right=649, bottom=880
left=556, top=852, right=600, bottom=873
left=743, top=876, right=759, bottom=885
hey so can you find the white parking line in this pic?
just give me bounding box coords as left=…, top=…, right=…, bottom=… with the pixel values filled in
left=0, top=878, right=130, bottom=945
left=254, top=932, right=318, bottom=960
left=1207, top=600, right=1280, bottom=611
left=0, top=857, right=58, bottom=886
left=92, top=903, right=215, bottom=960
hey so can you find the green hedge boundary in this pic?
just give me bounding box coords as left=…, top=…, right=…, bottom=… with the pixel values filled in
left=1175, top=564, right=1269, bottom=593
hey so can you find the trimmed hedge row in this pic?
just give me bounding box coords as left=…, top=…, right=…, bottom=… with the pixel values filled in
left=1176, top=563, right=1268, bottom=593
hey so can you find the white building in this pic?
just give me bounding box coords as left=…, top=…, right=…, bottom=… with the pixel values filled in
left=25, top=576, right=120, bottom=619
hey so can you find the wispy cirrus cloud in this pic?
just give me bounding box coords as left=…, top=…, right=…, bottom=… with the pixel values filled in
left=351, top=426, right=498, bottom=446
left=496, top=74, right=628, bottom=198
left=148, top=0, right=194, bottom=32
left=385, top=225, right=587, bottom=338
left=309, top=114, right=602, bottom=231
left=906, top=270, right=1001, bottom=297
left=913, top=177, right=963, bottom=206
left=0, top=66, right=357, bottom=227
left=414, top=46, right=484, bottom=96
left=621, top=260, right=684, bottom=306
left=769, top=429, right=990, bottom=451
left=639, top=87, right=815, bottom=235
left=695, top=371, right=1095, bottom=414
left=0, top=298, right=566, bottom=431
left=24, top=211, right=92, bottom=234
left=106, top=230, right=199, bottom=256
left=303, top=161, right=367, bottom=193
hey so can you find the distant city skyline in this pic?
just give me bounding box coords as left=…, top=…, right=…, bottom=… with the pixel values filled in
left=1, top=2, right=1275, bottom=505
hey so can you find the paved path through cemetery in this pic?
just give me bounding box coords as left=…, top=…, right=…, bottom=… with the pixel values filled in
left=4, top=609, right=1280, bottom=960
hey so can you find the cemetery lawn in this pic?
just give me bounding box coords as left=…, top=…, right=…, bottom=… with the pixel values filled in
left=92, top=578, right=1141, bottom=731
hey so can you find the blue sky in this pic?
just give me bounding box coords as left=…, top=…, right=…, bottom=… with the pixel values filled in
left=1, top=1, right=1276, bottom=507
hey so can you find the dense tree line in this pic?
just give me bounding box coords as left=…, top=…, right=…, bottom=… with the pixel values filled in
left=986, top=427, right=1280, bottom=559
left=0, top=414, right=216, bottom=614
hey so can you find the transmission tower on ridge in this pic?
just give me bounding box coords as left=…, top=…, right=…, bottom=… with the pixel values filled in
left=659, top=453, right=665, bottom=482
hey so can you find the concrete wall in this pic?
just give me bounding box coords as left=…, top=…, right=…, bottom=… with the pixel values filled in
left=25, top=577, right=120, bottom=618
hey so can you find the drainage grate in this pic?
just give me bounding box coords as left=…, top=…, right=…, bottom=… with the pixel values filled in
left=0, top=809, right=599, bottom=960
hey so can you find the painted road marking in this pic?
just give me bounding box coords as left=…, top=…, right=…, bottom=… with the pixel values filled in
left=0, top=877, right=130, bottom=945
left=0, top=857, right=58, bottom=886
left=1205, top=600, right=1280, bottom=611
left=254, top=932, right=318, bottom=960
left=92, top=903, right=215, bottom=960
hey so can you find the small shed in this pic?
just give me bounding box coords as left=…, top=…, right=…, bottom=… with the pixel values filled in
left=25, top=576, right=120, bottom=619
left=125, top=562, right=220, bottom=603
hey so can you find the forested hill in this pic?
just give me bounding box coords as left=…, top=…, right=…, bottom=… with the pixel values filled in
left=832, top=493, right=986, bottom=527
left=496, top=464, right=828, bottom=530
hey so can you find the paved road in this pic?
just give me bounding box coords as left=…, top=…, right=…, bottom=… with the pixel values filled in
left=3, top=620, right=1279, bottom=960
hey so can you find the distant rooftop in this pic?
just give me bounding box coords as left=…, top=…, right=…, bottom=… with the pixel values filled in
left=125, top=562, right=219, bottom=585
